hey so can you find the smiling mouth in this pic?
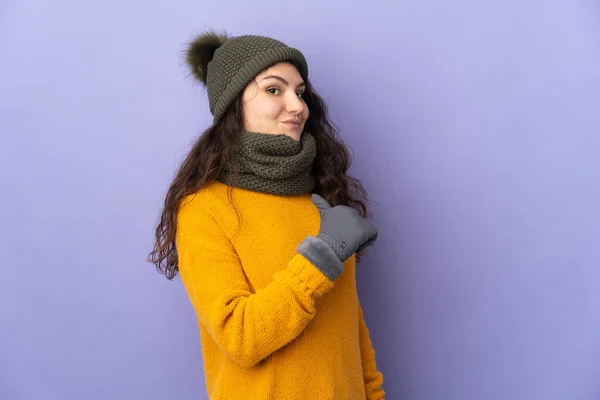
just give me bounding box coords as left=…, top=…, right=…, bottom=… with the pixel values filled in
left=282, top=121, right=302, bottom=128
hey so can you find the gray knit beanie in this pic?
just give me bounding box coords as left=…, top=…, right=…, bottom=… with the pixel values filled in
left=186, top=30, right=309, bottom=125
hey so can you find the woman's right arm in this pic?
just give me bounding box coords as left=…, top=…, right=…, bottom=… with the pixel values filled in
left=176, top=198, right=337, bottom=368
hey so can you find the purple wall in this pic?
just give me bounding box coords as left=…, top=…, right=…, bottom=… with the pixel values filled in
left=1, top=0, right=599, bottom=399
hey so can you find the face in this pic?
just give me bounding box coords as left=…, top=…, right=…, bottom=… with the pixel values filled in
left=241, top=62, right=309, bottom=141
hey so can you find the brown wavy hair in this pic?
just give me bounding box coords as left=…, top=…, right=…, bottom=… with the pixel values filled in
left=148, top=77, right=372, bottom=280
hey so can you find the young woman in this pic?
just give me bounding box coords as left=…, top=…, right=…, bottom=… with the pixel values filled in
left=149, top=30, right=385, bottom=399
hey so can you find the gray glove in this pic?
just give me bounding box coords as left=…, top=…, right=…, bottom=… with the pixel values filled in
left=296, top=194, right=378, bottom=281
left=312, top=194, right=378, bottom=261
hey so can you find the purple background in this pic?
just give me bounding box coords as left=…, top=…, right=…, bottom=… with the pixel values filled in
left=1, top=0, right=600, bottom=399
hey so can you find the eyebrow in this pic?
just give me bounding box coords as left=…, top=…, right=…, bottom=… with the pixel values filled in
left=260, top=75, right=306, bottom=88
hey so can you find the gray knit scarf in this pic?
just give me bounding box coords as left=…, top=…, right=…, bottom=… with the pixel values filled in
left=217, top=131, right=317, bottom=195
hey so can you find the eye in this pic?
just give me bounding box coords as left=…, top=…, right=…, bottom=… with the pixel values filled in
left=296, top=92, right=305, bottom=99
left=267, top=87, right=280, bottom=95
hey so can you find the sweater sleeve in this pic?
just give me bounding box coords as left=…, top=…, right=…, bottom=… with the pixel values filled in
left=176, top=197, right=335, bottom=368
left=358, top=301, right=386, bottom=399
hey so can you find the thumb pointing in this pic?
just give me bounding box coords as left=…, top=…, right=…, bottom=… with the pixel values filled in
left=311, top=194, right=332, bottom=212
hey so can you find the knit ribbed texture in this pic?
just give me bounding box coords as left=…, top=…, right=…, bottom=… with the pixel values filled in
left=206, top=35, right=309, bottom=124
left=216, top=131, right=317, bottom=195
left=176, top=181, right=385, bottom=399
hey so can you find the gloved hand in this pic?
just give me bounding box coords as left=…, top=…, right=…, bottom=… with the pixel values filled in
left=296, top=194, right=378, bottom=281
left=312, top=194, right=378, bottom=261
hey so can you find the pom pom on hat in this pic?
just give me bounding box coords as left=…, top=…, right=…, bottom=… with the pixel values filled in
left=186, top=30, right=229, bottom=85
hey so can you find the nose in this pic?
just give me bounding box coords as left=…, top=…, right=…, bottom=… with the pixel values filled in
left=285, top=92, right=304, bottom=115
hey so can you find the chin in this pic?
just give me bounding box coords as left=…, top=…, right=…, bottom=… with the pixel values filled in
left=283, top=131, right=302, bottom=141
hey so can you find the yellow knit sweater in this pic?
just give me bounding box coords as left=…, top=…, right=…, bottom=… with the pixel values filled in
left=176, top=181, right=385, bottom=399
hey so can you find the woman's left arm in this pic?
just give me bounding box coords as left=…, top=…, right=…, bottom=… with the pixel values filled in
left=358, top=301, right=386, bottom=400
